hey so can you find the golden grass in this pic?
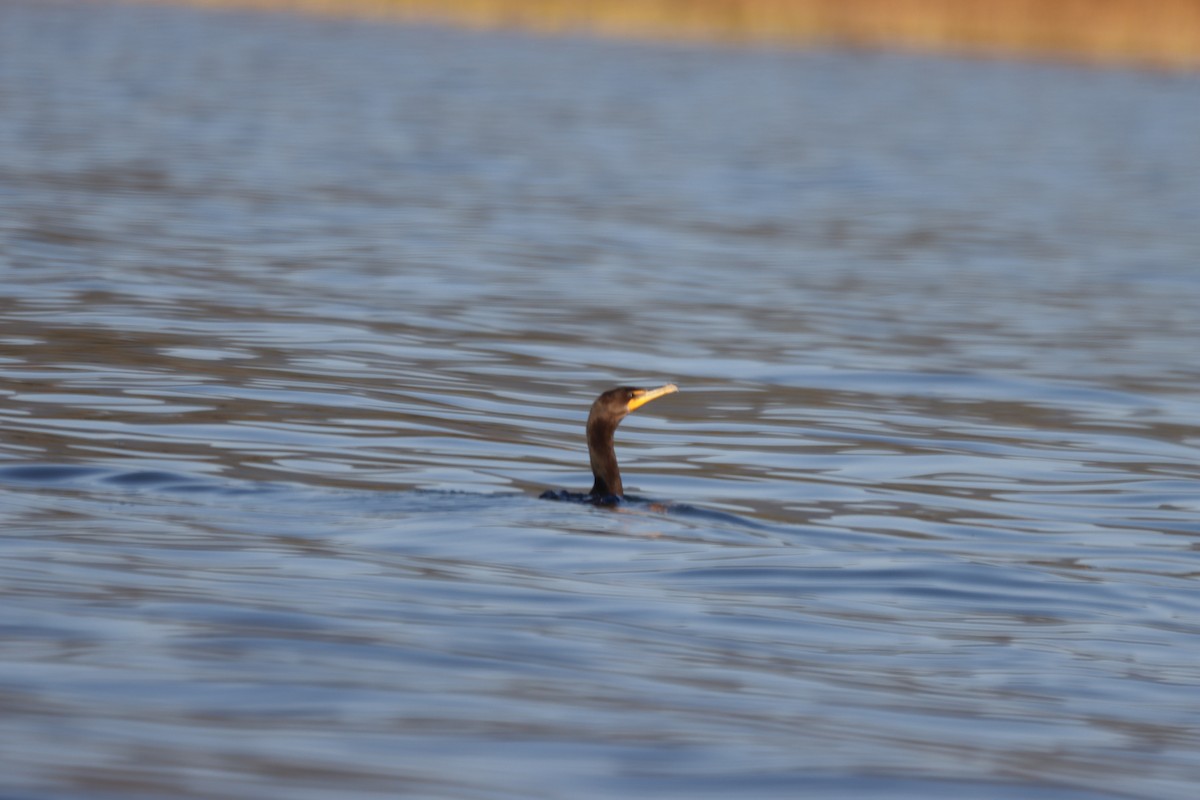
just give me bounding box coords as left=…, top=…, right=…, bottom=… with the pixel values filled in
left=124, top=0, right=1200, bottom=68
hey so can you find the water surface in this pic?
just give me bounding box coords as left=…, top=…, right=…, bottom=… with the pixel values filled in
left=2, top=2, right=1200, bottom=798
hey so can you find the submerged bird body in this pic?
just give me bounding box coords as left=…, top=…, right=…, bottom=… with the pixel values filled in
left=543, top=383, right=678, bottom=504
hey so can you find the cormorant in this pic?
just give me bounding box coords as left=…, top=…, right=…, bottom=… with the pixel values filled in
left=541, top=383, right=678, bottom=504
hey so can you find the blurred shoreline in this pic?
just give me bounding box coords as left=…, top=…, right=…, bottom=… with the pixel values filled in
left=115, top=0, right=1200, bottom=68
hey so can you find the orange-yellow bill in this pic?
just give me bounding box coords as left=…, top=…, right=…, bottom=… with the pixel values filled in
left=627, top=383, right=679, bottom=412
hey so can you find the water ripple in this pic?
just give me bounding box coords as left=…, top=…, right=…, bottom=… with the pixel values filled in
left=2, top=2, right=1199, bottom=799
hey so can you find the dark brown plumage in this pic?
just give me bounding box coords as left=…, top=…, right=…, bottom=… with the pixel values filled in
left=585, top=384, right=679, bottom=498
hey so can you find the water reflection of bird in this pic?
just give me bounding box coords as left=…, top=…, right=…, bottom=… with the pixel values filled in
left=541, top=384, right=678, bottom=504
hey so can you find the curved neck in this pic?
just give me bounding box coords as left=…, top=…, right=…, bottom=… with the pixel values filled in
left=587, top=417, right=622, bottom=497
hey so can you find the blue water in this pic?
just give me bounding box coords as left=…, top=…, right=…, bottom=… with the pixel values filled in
left=2, top=2, right=1200, bottom=798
